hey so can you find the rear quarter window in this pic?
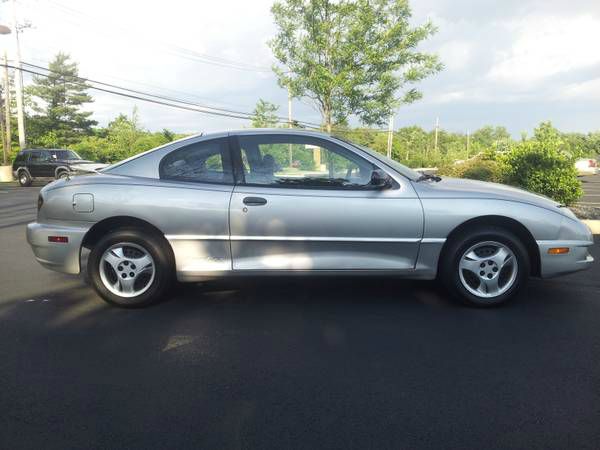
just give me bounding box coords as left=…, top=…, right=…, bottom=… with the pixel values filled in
left=14, top=152, right=28, bottom=164
left=159, top=138, right=233, bottom=184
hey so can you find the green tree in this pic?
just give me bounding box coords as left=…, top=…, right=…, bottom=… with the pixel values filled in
left=471, top=125, right=511, bottom=152
left=269, top=0, right=442, bottom=132
left=26, top=52, right=97, bottom=147
left=251, top=99, right=280, bottom=128
left=502, top=123, right=582, bottom=205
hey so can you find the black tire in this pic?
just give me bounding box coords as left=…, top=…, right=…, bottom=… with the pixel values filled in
left=57, top=170, right=69, bottom=180
left=18, top=170, right=32, bottom=187
left=88, top=228, right=174, bottom=308
left=440, top=226, right=530, bottom=307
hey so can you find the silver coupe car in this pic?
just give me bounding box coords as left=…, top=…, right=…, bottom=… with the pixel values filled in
left=26, top=129, right=594, bottom=308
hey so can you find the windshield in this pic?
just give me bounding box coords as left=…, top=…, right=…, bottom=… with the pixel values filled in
left=51, top=150, right=82, bottom=160
left=333, top=135, right=423, bottom=181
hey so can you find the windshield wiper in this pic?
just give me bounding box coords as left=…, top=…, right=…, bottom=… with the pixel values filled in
left=416, top=173, right=442, bottom=182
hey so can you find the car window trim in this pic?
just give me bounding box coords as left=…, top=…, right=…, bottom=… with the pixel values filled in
left=229, top=133, right=398, bottom=191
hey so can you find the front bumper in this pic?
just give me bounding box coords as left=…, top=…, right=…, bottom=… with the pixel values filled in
left=537, top=239, right=594, bottom=278
left=26, top=222, right=89, bottom=274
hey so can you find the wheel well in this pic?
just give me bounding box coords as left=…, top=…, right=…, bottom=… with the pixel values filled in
left=440, top=215, right=541, bottom=277
left=16, top=167, right=29, bottom=176
left=82, top=216, right=170, bottom=252
left=55, top=167, right=69, bottom=177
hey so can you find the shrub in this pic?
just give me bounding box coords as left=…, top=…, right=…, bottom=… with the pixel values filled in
left=439, top=157, right=504, bottom=183
left=502, top=141, right=582, bottom=205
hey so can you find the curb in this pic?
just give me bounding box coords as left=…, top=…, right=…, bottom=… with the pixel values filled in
left=582, top=220, right=600, bottom=235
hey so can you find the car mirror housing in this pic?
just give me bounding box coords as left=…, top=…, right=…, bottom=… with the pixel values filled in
left=370, top=169, right=392, bottom=189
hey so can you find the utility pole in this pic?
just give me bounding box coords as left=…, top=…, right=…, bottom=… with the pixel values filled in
left=386, top=113, right=394, bottom=159
left=466, top=130, right=470, bottom=157
left=287, top=85, right=293, bottom=167
left=11, top=0, right=25, bottom=150
left=434, top=117, right=439, bottom=155
left=3, top=52, right=11, bottom=161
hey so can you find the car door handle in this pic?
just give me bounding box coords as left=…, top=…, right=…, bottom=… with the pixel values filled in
left=243, top=196, right=267, bottom=206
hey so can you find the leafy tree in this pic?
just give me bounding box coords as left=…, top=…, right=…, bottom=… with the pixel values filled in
left=70, top=108, right=177, bottom=163
left=502, top=126, right=582, bottom=205
left=471, top=125, right=511, bottom=151
left=269, top=0, right=442, bottom=132
left=251, top=99, right=280, bottom=128
left=26, top=52, right=97, bottom=147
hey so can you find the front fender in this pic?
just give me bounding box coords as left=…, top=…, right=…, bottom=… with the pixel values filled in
left=420, top=198, right=563, bottom=241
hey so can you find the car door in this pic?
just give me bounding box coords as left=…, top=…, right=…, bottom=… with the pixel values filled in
left=229, top=132, right=424, bottom=271
left=27, top=150, right=46, bottom=177
left=155, top=136, right=236, bottom=277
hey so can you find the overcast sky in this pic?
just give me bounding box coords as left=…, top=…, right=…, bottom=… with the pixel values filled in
left=2, top=0, right=599, bottom=136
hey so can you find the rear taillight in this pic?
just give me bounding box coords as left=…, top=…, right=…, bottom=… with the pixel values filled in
left=37, top=194, right=43, bottom=211
left=589, top=160, right=597, bottom=167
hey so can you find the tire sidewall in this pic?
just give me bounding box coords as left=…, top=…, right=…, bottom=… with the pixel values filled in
left=443, top=228, right=530, bottom=307
left=18, top=170, right=31, bottom=187
left=88, top=229, right=173, bottom=308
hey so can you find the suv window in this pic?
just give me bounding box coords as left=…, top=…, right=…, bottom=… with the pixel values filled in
left=159, top=138, right=233, bottom=184
left=237, top=134, right=379, bottom=189
left=29, top=150, right=49, bottom=162
left=50, top=150, right=81, bottom=160
left=14, top=152, right=28, bottom=164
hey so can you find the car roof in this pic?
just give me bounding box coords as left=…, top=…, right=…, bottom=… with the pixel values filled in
left=22, top=148, right=72, bottom=152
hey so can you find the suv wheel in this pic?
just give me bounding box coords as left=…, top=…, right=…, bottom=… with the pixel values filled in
left=88, top=228, right=174, bottom=308
left=440, top=227, right=530, bottom=307
left=18, top=170, right=32, bottom=187
left=57, top=171, right=69, bottom=180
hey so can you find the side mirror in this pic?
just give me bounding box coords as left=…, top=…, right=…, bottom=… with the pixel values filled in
left=370, top=169, right=392, bottom=189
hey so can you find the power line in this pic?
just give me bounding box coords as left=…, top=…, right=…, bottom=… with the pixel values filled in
left=7, top=61, right=325, bottom=128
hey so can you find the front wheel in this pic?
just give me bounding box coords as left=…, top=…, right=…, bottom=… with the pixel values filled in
left=88, top=228, right=174, bottom=308
left=440, top=227, right=530, bottom=307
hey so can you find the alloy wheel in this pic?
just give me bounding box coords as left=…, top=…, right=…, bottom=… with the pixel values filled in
left=458, top=240, right=518, bottom=299
left=99, top=242, right=155, bottom=298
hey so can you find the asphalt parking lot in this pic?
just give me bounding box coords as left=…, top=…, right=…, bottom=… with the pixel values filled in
left=579, top=175, right=600, bottom=206
left=1, top=183, right=599, bottom=450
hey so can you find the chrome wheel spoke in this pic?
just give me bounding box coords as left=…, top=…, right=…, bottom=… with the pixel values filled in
left=460, top=251, right=485, bottom=274
left=118, top=276, right=136, bottom=294
left=103, top=252, right=122, bottom=271
left=491, top=247, right=511, bottom=267
left=478, top=276, right=500, bottom=296
left=133, top=254, right=153, bottom=272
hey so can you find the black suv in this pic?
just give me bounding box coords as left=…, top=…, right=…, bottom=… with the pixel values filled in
left=12, top=149, right=98, bottom=186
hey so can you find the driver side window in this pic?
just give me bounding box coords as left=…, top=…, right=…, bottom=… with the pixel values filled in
left=238, top=135, right=379, bottom=189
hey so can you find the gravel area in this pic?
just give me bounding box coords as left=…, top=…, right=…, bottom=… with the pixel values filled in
left=571, top=204, right=600, bottom=220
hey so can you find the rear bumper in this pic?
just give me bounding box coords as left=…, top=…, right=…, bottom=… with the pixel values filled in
left=26, top=222, right=90, bottom=274
left=537, top=239, right=594, bottom=278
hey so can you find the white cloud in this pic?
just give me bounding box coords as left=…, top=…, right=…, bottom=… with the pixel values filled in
left=437, top=40, right=473, bottom=71
left=559, top=77, right=600, bottom=100
left=488, top=14, right=600, bottom=84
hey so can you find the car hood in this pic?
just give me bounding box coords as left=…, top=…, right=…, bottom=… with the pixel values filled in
left=412, top=177, right=573, bottom=216
left=69, top=162, right=109, bottom=172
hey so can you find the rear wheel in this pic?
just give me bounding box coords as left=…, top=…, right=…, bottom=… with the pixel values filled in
left=18, top=170, right=32, bottom=187
left=57, top=170, right=69, bottom=180
left=88, top=228, right=174, bottom=308
left=440, top=227, right=530, bottom=307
